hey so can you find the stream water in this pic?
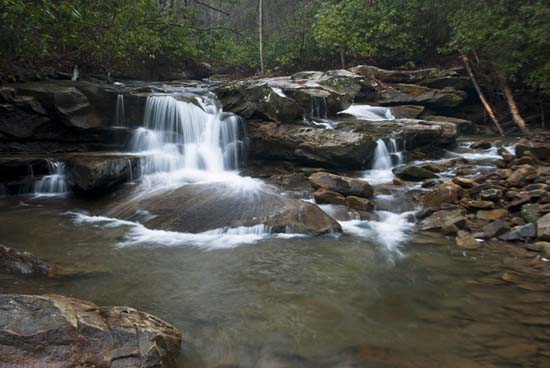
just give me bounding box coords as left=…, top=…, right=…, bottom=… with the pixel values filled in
left=1, top=91, right=549, bottom=367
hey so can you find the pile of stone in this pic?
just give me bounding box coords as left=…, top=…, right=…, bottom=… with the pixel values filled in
left=416, top=138, right=550, bottom=256
left=308, top=172, right=376, bottom=219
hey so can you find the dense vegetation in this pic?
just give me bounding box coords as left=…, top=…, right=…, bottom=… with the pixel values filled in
left=1, top=0, right=549, bottom=93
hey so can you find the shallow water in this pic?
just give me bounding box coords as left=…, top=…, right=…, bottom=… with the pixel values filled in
left=1, top=195, right=549, bottom=367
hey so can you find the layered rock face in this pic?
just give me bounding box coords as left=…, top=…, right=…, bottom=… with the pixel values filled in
left=214, top=65, right=478, bottom=169
left=0, top=294, right=182, bottom=368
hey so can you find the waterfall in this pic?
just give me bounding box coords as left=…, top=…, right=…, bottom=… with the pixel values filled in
left=310, top=96, right=328, bottom=119
left=364, top=139, right=405, bottom=185
left=338, top=104, right=395, bottom=121
left=131, top=94, right=247, bottom=177
left=33, top=161, right=67, bottom=196
left=71, top=65, right=79, bottom=81
left=115, top=94, right=126, bottom=126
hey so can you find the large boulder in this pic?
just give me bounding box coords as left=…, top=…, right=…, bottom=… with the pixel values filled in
left=0, top=245, right=52, bottom=276
left=66, top=154, right=140, bottom=195
left=515, top=139, right=550, bottom=162
left=418, top=182, right=467, bottom=208
left=247, top=122, right=375, bottom=168
left=0, top=294, right=182, bottom=367
left=108, top=182, right=342, bottom=234
left=309, top=172, right=373, bottom=198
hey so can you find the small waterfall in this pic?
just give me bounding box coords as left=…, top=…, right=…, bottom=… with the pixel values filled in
left=115, top=94, right=126, bottom=126
left=310, top=96, right=328, bottom=119
left=33, top=161, right=67, bottom=195
left=364, top=139, right=405, bottom=185
left=338, top=104, right=395, bottom=121
left=131, top=94, right=247, bottom=177
left=72, top=65, right=79, bottom=81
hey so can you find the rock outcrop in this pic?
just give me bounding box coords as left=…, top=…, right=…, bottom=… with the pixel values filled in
left=0, top=294, right=182, bottom=368
left=108, top=182, right=342, bottom=234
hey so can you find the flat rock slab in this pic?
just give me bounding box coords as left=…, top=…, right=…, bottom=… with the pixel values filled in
left=0, top=294, right=182, bottom=368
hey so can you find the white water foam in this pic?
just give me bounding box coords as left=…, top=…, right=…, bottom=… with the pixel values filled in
left=33, top=161, right=67, bottom=197
left=67, top=212, right=304, bottom=250
left=339, top=104, right=395, bottom=121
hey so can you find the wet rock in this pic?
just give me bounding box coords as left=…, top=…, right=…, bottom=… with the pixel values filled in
left=456, top=230, right=481, bottom=249
left=536, top=213, right=550, bottom=241
left=0, top=245, right=52, bottom=276
left=480, top=188, right=503, bottom=202
left=466, top=200, right=495, bottom=210
left=419, top=208, right=466, bottom=233
left=419, top=182, right=466, bottom=208
left=109, top=182, right=342, bottom=235
left=506, top=165, right=536, bottom=187
left=376, top=84, right=466, bottom=110
left=479, top=220, right=511, bottom=239
left=470, top=141, right=492, bottom=150
left=477, top=209, right=508, bottom=221
left=346, top=196, right=375, bottom=212
left=0, top=294, right=182, bottom=368
left=508, top=195, right=532, bottom=212
left=313, top=189, right=347, bottom=206
left=516, top=140, right=550, bottom=162
left=248, top=122, right=375, bottom=169
left=452, top=176, right=476, bottom=188
left=66, top=154, right=140, bottom=195
left=392, top=177, right=406, bottom=186
left=521, top=204, right=541, bottom=224
left=309, top=172, right=373, bottom=198
left=393, top=165, right=438, bottom=181
left=419, top=163, right=446, bottom=173
left=499, top=223, right=537, bottom=242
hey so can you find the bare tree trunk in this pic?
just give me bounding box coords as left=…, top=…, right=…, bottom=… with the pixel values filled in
left=502, top=82, right=529, bottom=134
left=339, top=47, right=345, bottom=69
left=258, top=0, right=264, bottom=75
left=462, top=55, right=504, bottom=136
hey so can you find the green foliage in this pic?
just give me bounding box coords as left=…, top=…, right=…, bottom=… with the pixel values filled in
left=448, top=0, right=550, bottom=91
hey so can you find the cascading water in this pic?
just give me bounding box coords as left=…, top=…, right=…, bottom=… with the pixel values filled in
left=338, top=104, right=395, bottom=121
left=33, top=161, right=67, bottom=196
left=130, top=93, right=248, bottom=187
left=364, top=138, right=404, bottom=185
left=305, top=96, right=334, bottom=129
left=115, top=94, right=126, bottom=126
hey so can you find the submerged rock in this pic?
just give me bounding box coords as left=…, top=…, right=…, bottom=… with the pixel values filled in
left=498, top=223, right=537, bottom=242
left=109, top=182, right=342, bottom=235
left=0, top=294, right=182, bottom=367
left=0, top=245, right=52, bottom=276
left=456, top=230, right=481, bottom=249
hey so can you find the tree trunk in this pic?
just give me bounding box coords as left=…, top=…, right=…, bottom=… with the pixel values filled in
left=258, top=0, right=264, bottom=75
left=339, top=47, right=345, bottom=69
left=462, top=55, right=504, bottom=136
left=502, top=82, right=529, bottom=134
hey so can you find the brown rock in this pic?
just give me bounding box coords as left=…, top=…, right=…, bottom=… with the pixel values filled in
left=314, top=189, right=347, bottom=206
left=470, top=141, right=492, bottom=149
left=534, top=242, right=550, bottom=257
left=393, top=177, right=406, bottom=186
left=452, top=176, right=476, bottom=188
left=346, top=196, right=375, bottom=212
left=420, top=182, right=466, bottom=208
left=456, top=230, right=481, bottom=249
left=506, top=165, right=536, bottom=187
left=536, top=213, right=550, bottom=241
left=480, top=188, right=503, bottom=202
left=309, top=172, right=373, bottom=198
left=476, top=209, right=508, bottom=221
left=0, top=294, right=182, bottom=368
left=466, top=200, right=495, bottom=210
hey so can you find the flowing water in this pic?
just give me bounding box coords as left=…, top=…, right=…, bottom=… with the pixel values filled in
left=32, top=160, right=67, bottom=196
left=339, top=104, right=395, bottom=121
left=114, top=94, right=126, bottom=126
left=1, top=88, right=549, bottom=367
